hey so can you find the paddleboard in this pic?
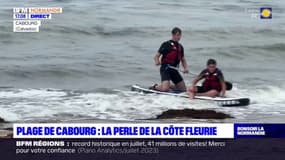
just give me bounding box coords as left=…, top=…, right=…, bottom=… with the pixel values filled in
left=131, top=84, right=250, bottom=107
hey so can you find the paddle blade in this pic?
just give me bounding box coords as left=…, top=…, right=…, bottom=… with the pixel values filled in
left=225, top=81, right=233, bottom=90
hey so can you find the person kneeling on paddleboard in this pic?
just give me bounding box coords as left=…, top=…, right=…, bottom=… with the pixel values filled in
left=189, top=59, right=226, bottom=99
left=151, top=27, right=189, bottom=92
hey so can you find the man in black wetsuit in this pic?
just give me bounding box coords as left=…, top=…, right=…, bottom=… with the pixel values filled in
left=152, top=27, right=189, bottom=92
left=188, top=59, right=226, bottom=99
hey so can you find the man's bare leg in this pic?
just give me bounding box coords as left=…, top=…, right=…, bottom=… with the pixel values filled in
left=174, top=81, right=187, bottom=92
left=196, top=90, right=219, bottom=97
left=154, top=81, right=186, bottom=92
left=169, top=84, right=176, bottom=90
left=155, top=81, right=171, bottom=92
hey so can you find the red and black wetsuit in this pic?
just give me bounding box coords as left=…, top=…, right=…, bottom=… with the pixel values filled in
left=158, top=40, right=184, bottom=84
left=196, top=68, right=224, bottom=93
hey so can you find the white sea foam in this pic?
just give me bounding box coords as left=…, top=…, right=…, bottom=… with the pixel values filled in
left=0, top=84, right=284, bottom=123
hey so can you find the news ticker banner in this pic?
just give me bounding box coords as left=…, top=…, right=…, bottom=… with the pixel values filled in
left=13, top=7, right=62, bottom=32
left=13, top=123, right=285, bottom=139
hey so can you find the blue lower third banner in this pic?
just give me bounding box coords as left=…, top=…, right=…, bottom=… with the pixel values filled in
left=234, top=123, right=285, bottom=138
left=6, top=123, right=285, bottom=160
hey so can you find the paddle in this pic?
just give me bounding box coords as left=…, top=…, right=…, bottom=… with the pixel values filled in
left=225, top=81, right=232, bottom=90
left=166, top=65, right=233, bottom=91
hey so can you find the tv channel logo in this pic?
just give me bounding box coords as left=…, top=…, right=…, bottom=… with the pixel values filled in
left=260, top=7, right=272, bottom=19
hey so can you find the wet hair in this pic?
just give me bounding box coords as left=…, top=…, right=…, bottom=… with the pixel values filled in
left=171, top=27, right=182, bottom=35
left=207, top=59, right=217, bottom=66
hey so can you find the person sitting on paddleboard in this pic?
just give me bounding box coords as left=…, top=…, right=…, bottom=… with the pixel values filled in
left=188, top=59, right=226, bottom=99
left=151, top=27, right=189, bottom=92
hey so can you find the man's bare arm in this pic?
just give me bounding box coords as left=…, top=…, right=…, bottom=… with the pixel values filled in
left=220, top=81, right=226, bottom=97
left=188, top=73, right=204, bottom=92
left=154, top=52, right=161, bottom=65
left=181, top=57, right=189, bottom=73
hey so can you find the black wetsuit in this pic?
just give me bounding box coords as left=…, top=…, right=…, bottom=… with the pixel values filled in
left=158, top=40, right=184, bottom=84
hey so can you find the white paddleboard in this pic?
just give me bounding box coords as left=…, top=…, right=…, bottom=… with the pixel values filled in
left=131, top=84, right=250, bottom=107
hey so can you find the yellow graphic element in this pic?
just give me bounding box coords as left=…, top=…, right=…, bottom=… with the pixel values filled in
left=261, top=8, right=271, bottom=18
